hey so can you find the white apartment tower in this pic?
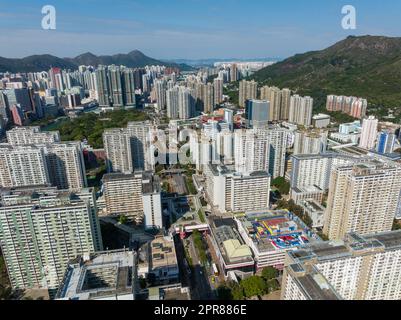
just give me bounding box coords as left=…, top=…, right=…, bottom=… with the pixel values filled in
left=103, top=121, right=152, bottom=173
left=293, top=130, right=328, bottom=155
left=166, top=86, right=179, bottom=119
left=0, top=145, right=50, bottom=188
left=103, top=129, right=133, bottom=173
left=44, top=142, right=87, bottom=190
left=359, top=116, right=378, bottom=150
left=6, top=126, right=60, bottom=145
left=289, top=95, right=313, bottom=127
left=282, top=231, right=401, bottom=300
left=102, top=172, right=162, bottom=228
left=204, top=164, right=270, bottom=213
left=234, top=129, right=269, bottom=174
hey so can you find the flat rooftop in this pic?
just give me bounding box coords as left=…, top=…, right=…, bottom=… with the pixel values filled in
left=237, top=210, right=316, bottom=252
left=209, top=217, right=254, bottom=265
left=56, top=250, right=135, bottom=300
left=285, top=231, right=401, bottom=300
left=296, top=273, right=340, bottom=300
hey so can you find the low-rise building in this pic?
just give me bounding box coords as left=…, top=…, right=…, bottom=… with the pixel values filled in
left=290, top=186, right=324, bottom=205
left=56, top=249, right=135, bottom=300
left=137, top=236, right=180, bottom=286
left=208, top=217, right=254, bottom=278
left=312, top=114, right=330, bottom=129
left=235, top=210, right=319, bottom=270
left=299, top=200, right=325, bottom=229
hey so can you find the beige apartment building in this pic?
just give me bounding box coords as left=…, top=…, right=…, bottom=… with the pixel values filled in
left=323, top=159, right=401, bottom=240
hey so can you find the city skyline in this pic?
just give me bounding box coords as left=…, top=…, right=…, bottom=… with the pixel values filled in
left=0, top=0, right=401, bottom=59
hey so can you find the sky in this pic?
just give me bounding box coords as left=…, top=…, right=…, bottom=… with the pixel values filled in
left=0, top=0, right=400, bottom=60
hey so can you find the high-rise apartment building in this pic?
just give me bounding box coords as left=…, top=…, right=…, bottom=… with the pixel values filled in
left=0, top=91, right=10, bottom=123
left=290, top=153, right=356, bottom=191
left=245, top=99, right=270, bottom=128
left=376, top=131, right=396, bottom=154
left=204, top=164, right=270, bottom=213
left=326, top=95, right=367, bottom=119
left=102, top=172, right=162, bottom=228
left=293, top=130, right=328, bottom=155
left=154, top=79, right=167, bottom=111
left=95, top=66, right=111, bottom=107
left=103, top=129, right=133, bottom=173
left=260, top=86, right=282, bottom=121
left=126, top=121, right=152, bottom=171
left=234, top=129, right=269, bottom=174
left=0, top=145, right=50, bottom=188
left=260, top=127, right=289, bottom=179
left=239, top=80, right=258, bottom=108
left=323, top=159, right=401, bottom=240
left=166, top=86, right=179, bottom=119
left=230, top=64, right=239, bottom=82
left=359, top=116, right=378, bottom=150
left=280, top=88, right=291, bottom=120
left=289, top=95, right=313, bottom=127
left=44, top=142, right=87, bottom=190
left=202, top=83, right=214, bottom=113
left=178, top=87, right=195, bottom=120
left=102, top=173, right=143, bottom=221
left=122, top=68, right=137, bottom=107
left=282, top=231, right=401, bottom=300
left=0, top=188, right=102, bottom=292
left=213, top=78, right=223, bottom=106
left=103, top=121, right=152, bottom=173
left=109, top=66, right=124, bottom=107
left=6, top=126, right=60, bottom=145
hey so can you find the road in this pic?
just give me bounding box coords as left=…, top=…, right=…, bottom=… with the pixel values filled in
left=187, top=236, right=215, bottom=300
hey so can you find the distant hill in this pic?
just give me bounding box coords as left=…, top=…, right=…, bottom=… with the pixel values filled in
left=252, top=35, right=401, bottom=116
left=0, top=50, right=193, bottom=73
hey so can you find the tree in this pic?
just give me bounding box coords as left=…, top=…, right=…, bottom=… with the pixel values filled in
left=118, top=215, right=128, bottom=225
left=262, top=267, right=279, bottom=281
left=271, top=177, right=290, bottom=195
left=266, top=279, right=280, bottom=293
left=230, top=283, right=245, bottom=300
left=216, top=285, right=233, bottom=300
left=240, top=276, right=268, bottom=298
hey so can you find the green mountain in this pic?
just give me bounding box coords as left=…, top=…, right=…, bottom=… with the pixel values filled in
left=0, top=50, right=193, bottom=73
left=252, top=35, right=401, bottom=117
left=0, top=55, right=77, bottom=73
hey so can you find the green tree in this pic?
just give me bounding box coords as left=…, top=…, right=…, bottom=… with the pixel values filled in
left=261, top=267, right=279, bottom=281
left=118, top=215, right=128, bottom=225
left=230, top=283, right=245, bottom=300
left=271, top=177, right=290, bottom=195
left=240, top=276, right=268, bottom=298
left=216, top=285, right=233, bottom=300
left=393, top=219, right=401, bottom=231
left=266, top=279, right=280, bottom=293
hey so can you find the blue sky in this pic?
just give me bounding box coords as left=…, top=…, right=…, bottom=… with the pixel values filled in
left=0, top=0, right=400, bottom=59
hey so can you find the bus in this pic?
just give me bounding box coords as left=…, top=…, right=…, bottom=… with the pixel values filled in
left=212, top=263, right=219, bottom=276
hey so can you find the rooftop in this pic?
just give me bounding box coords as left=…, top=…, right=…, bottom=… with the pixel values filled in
left=285, top=231, right=401, bottom=300
left=237, top=210, right=316, bottom=252
left=56, top=249, right=135, bottom=300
